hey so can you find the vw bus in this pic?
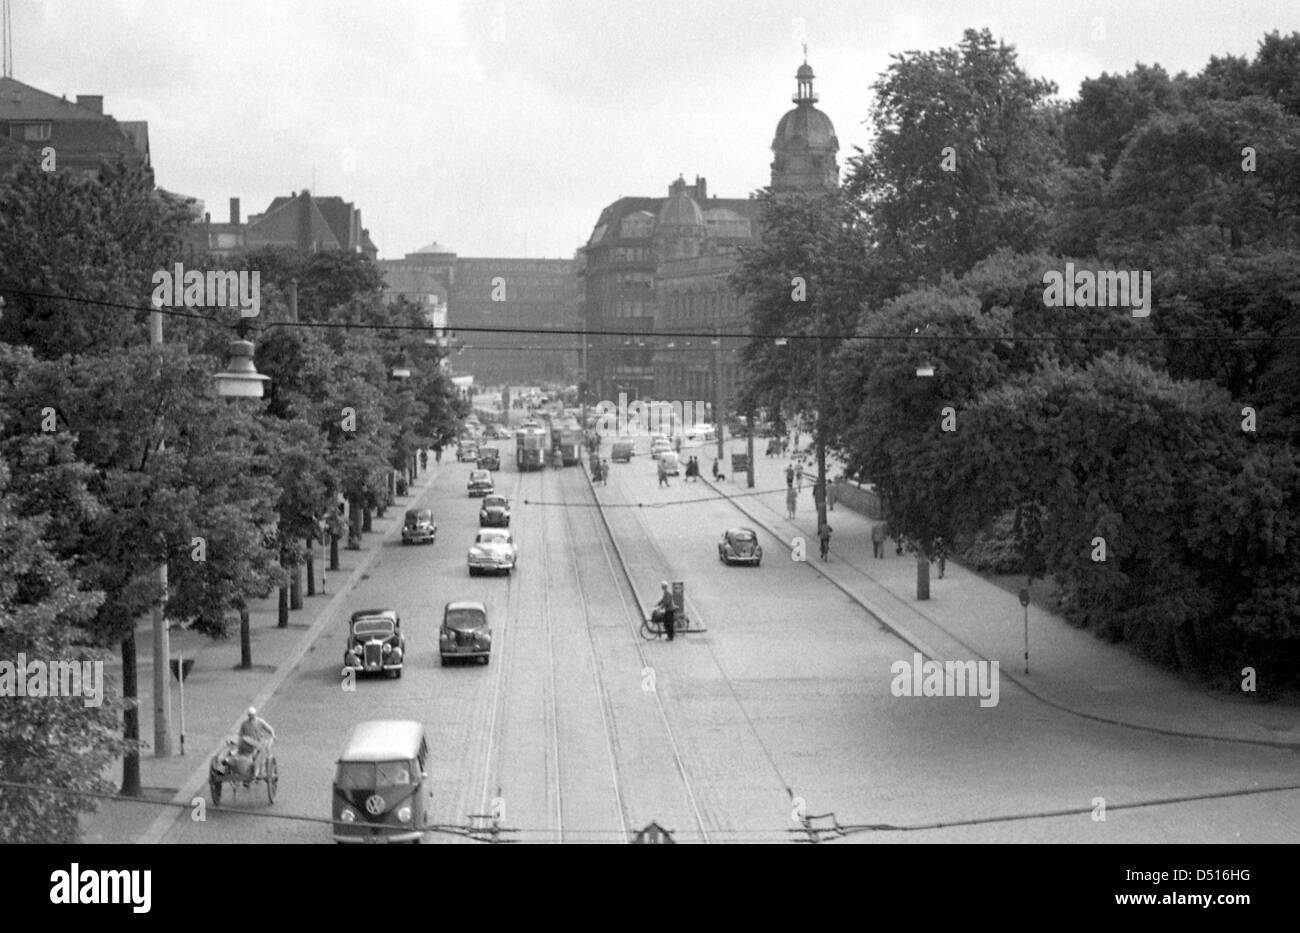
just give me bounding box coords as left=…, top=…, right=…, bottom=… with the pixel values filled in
left=332, top=720, right=433, bottom=843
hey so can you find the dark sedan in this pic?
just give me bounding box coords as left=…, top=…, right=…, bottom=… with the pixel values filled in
left=718, top=527, right=763, bottom=566
left=479, top=494, right=511, bottom=527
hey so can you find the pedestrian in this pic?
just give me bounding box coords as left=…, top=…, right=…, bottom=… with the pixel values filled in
left=794, top=461, right=804, bottom=491
left=658, top=456, right=669, bottom=487
left=786, top=484, right=797, bottom=520
left=434, top=444, right=443, bottom=464
left=817, top=521, right=832, bottom=560
left=933, top=536, right=947, bottom=579
left=674, top=434, right=682, bottom=454
left=420, top=449, right=428, bottom=471
left=785, top=464, right=794, bottom=488
left=712, top=458, right=724, bottom=481
left=601, top=459, right=609, bottom=485
left=656, top=581, right=676, bottom=641
left=871, top=521, right=886, bottom=559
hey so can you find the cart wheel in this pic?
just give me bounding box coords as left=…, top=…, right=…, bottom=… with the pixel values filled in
left=209, top=777, right=222, bottom=806
left=266, top=758, right=278, bottom=804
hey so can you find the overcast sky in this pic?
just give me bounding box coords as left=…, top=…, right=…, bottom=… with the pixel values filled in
left=12, top=1, right=1300, bottom=259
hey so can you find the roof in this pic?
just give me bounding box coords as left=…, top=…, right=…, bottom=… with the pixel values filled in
left=0, top=77, right=106, bottom=121
left=446, top=600, right=487, bottom=612
left=247, top=192, right=340, bottom=250
left=337, top=720, right=424, bottom=762
left=773, top=104, right=838, bottom=150
left=350, top=608, right=398, bottom=622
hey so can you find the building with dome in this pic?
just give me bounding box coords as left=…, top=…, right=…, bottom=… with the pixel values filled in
left=577, top=60, right=839, bottom=406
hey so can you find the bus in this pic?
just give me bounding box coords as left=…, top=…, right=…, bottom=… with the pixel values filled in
left=516, top=422, right=548, bottom=471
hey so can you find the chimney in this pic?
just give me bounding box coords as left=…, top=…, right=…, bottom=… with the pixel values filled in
left=695, top=176, right=707, bottom=200
left=230, top=197, right=241, bottom=225
left=76, top=95, right=104, bottom=114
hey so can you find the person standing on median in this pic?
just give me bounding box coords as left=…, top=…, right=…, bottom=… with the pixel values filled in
left=658, top=455, right=670, bottom=488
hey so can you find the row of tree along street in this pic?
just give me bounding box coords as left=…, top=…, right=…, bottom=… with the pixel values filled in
left=732, top=29, right=1300, bottom=695
left=0, top=158, right=467, bottom=842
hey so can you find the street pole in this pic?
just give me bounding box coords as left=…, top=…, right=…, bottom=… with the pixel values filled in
left=714, top=327, right=725, bottom=465
left=150, top=307, right=172, bottom=758
left=814, top=338, right=828, bottom=533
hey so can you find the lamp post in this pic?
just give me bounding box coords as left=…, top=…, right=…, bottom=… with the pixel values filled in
left=149, top=307, right=172, bottom=759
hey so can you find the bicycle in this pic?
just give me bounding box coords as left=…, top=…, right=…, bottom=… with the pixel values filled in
left=640, top=608, right=689, bottom=640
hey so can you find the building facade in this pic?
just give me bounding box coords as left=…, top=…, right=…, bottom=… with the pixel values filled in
left=578, top=60, right=839, bottom=407
left=378, top=245, right=578, bottom=387
left=0, top=77, right=150, bottom=179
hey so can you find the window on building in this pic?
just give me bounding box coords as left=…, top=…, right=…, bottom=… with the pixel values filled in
left=8, top=122, right=52, bottom=141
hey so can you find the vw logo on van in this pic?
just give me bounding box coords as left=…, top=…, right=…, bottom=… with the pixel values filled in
left=365, top=794, right=385, bottom=815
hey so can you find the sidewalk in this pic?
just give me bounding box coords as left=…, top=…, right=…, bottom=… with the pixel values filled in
left=79, top=463, right=443, bottom=844
left=700, top=437, right=1300, bottom=749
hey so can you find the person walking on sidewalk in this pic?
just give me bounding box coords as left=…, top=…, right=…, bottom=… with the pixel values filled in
left=785, top=464, right=795, bottom=487
left=871, top=521, right=886, bottom=559
left=794, top=461, right=804, bottom=491
left=658, top=456, right=670, bottom=488
left=786, top=484, right=798, bottom=520
left=817, top=521, right=832, bottom=560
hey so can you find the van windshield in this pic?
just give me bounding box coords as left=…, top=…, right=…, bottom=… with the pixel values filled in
left=335, top=759, right=418, bottom=789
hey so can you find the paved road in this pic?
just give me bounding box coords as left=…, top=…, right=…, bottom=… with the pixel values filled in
left=158, top=432, right=1298, bottom=843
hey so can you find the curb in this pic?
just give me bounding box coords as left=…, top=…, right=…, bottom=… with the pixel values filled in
left=700, top=468, right=1300, bottom=751
left=134, top=470, right=443, bottom=844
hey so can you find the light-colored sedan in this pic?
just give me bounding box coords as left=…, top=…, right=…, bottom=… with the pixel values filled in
left=467, top=529, right=517, bottom=576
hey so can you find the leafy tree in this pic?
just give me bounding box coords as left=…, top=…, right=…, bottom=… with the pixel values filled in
left=0, top=449, right=120, bottom=843
left=845, top=27, right=1061, bottom=292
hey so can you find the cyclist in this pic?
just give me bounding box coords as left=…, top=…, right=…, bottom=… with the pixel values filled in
left=654, top=581, right=676, bottom=641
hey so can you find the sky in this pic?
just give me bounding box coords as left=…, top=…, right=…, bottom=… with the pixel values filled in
left=10, top=0, right=1300, bottom=260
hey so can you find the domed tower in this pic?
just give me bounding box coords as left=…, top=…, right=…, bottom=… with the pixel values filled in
left=770, top=59, right=839, bottom=192
left=655, top=176, right=705, bottom=261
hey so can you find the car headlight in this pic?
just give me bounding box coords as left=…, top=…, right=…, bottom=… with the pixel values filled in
left=397, top=806, right=412, bottom=823
left=340, top=808, right=357, bottom=823
left=383, top=643, right=392, bottom=655
left=390, top=647, right=403, bottom=663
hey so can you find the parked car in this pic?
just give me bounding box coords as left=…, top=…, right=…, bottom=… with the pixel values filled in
left=476, top=446, right=501, bottom=471
left=718, top=527, right=763, bottom=566
left=650, top=436, right=672, bottom=459
left=467, top=528, right=517, bottom=576
left=467, top=469, right=494, bottom=497
left=342, top=609, right=405, bottom=679
left=659, top=450, right=680, bottom=476
left=401, top=508, right=437, bottom=545
left=611, top=439, right=635, bottom=462
left=479, top=494, right=511, bottom=527
left=439, top=600, right=491, bottom=665
left=457, top=440, right=479, bottom=462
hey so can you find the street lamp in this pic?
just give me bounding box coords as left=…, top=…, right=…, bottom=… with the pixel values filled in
left=213, top=339, right=270, bottom=398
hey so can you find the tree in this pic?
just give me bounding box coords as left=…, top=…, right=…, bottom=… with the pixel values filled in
left=0, top=449, right=121, bottom=843
left=845, top=27, right=1061, bottom=293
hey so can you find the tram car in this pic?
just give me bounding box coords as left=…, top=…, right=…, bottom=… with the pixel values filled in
left=515, top=422, right=548, bottom=471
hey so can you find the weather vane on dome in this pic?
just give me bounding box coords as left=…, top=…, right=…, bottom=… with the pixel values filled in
left=802, top=41, right=808, bottom=64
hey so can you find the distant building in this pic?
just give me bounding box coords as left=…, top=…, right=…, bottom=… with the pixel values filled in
left=378, top=244, right=578, bottom=386
left=577, top=60, right=839, bottom=406
left=196, top=190, right=378, bottom=260
left=0, top=76, right=150, bottom=179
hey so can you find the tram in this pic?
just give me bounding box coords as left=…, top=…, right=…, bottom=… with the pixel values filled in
left=515, top=422, right=548, bottom=471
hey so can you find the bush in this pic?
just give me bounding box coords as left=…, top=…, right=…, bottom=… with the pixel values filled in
left=961, top=510, right=1027, bottom=573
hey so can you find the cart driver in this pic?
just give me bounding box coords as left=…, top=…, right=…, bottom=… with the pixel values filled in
left=237, top=707, right=275, bottom=772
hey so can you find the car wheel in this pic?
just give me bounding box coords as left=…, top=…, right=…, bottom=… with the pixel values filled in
left=480, top=656, right=489, bottom=666
left=440, top=656, right=447, bottom=667
left=469, top=567, right=477, bottom=577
